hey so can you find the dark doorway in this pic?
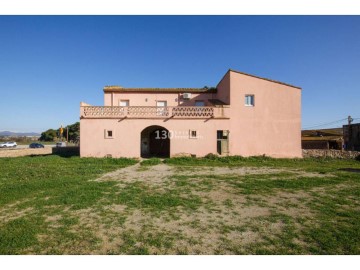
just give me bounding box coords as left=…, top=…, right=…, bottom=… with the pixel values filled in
left=217, top=130, right=229, bottom=155
left=141, top=125, right=170, bottom=158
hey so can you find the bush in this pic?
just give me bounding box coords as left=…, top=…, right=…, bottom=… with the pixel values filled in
left=204, top=153, right=218, bottom=160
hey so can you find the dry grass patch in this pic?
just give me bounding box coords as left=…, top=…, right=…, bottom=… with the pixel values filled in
left=1, top=156, right=359, bottom=254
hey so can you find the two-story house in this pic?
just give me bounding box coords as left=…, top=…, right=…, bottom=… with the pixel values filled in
left=80, top=69, right=302, bottom=158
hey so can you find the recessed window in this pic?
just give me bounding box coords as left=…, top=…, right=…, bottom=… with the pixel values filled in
left=156, top=101, right=167, bottom=116
left=189, top=130, right=197, bottom=139
left=245, top=95, right=255, bottom=106
left=105, top=129, right=114, bottom=139
left=195, top=100, right=205, bottom=107
left=119, top=100, right=129, bottom=107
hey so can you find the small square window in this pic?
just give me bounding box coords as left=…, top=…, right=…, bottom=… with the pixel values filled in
left=189, top=130, right=197, bottom=139
left=245, top=95, right=255, bottom=106
left=105, top=129, right=114, bottom=139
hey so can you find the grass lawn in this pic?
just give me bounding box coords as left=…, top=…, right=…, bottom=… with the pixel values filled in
left=0, top=155, right=359, bottom=254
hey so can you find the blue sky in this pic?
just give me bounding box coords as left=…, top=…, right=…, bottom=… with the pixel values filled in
left=0, top=16, right=359, bottom=132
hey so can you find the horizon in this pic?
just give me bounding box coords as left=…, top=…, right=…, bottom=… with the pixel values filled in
left=0, top=16, right=359, bottom=132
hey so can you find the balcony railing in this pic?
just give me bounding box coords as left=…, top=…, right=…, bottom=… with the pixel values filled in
left=80, top=106, right=229, bottom=119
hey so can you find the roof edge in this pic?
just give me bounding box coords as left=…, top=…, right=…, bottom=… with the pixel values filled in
left=229, top=69, right=302, bottom=89
left=216, top=69, right=231, bottom=88
left=103, top=87, right=217, bottom=93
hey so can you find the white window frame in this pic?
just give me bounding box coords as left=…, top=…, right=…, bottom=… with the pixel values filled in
left=119, top=100, right=129, bottom=107
left=245, top=95, right=255, bottom=106
left=156, top=101, right=167, bottom=116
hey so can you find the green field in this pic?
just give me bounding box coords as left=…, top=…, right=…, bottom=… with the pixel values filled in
left=0, top=155, right=359, bottom=254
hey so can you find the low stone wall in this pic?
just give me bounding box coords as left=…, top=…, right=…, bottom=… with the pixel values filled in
left=302, top=149, right=360, bottom=159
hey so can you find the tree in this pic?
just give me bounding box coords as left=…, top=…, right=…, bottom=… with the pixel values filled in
left=62, top=122, right=80, bottom=142
left=39, top=122, right=80, bottom=142
left=39, top=129, right=58, bottom=141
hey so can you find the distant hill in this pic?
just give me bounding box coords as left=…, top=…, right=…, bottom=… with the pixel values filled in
left=0, top=131, right=41, bottom=137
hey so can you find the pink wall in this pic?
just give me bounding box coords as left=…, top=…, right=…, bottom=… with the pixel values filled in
left=80, top=118, right=230, bottom=158
left=216, top=71, right=231, bottom=105
left=104, top=92, right=217, bottom=107
left=81, top=70, right=302, bottom=158
left=227, top=71, right=302, bottom=158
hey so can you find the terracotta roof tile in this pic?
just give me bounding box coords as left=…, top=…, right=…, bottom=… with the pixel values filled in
left=103, top=86, right=217, bottom=93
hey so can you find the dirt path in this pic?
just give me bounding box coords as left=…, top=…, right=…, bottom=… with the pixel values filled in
left=96, top=162, right=325, bottom=184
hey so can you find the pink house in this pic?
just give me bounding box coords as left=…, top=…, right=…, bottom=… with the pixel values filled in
left=80, top=69, right=302, bottom=158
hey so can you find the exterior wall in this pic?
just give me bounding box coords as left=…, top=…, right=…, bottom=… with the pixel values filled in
left=343, top=124, right=360, bottom=151
left=216, top=71, right=231, bottom=105
left=302, top=140, right=329, bottom=150
left=81, top=70, right=302, bottom=158
left=227, top=71, right=302, bottom=158
left=104, top=92, right=216, bottom=107
left=80, top=118, right=229, bottom=158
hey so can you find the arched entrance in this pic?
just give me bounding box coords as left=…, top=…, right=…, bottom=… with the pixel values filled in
left=141, top=125, right=170, bottom=158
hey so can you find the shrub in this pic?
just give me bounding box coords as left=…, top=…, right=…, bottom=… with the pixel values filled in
left=204, top=153, right=218, bottom=160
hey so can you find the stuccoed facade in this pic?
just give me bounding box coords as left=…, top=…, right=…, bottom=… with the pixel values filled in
left=80, top=69, right=302, bottom=158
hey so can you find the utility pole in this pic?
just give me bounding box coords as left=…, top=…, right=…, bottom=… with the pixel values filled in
left=348, top=115, right=353, bottom=125
left=67, top=126, right=69, bottom=142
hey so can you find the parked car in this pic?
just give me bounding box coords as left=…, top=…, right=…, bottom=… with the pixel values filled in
left=29, top=143, right=45, bottom=148
left=56, top=142, right=67, bottom=147
left=0, top=141, right=17, bottom=148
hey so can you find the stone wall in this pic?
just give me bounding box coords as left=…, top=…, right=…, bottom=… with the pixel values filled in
left=302, top=149, right=360, bottom=159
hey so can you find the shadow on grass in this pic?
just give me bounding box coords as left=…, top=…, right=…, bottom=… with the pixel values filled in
left=338, top=168, right=360, bottom=174
left=29, top=154, right=53, bottom=158
left=51, top=146, right=80, bottom=158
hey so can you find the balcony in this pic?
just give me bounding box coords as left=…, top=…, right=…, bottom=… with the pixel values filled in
left=80, top=106, right=229, bottom=119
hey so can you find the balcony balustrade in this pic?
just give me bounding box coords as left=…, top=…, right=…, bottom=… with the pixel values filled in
left=80, top=106, right=229, bottom=119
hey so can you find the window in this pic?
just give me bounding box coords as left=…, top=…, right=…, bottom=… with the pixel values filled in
left=156, top=101, right=167, bottom=116
left=217, top=130, right=228, bottom=140
left=119, top=100, right=129, bottom=107
left=245, top=95, right=255, bottom=106
left=105, top=129, right=114, bottom=139
left=195, top=100, right=205, bottom=107
left=189, top=130, right=197, bottom=139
